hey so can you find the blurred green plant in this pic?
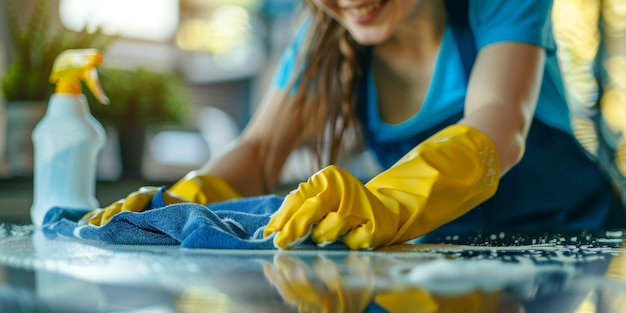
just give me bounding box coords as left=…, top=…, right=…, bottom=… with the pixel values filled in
left=85, top=67, right=191, bottom=130
left=2, top=0, right=116, bottom=102
left=85, top=67, right=192, bottom=179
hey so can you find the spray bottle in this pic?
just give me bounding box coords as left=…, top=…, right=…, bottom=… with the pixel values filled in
left=30, top=49, right=109, bottom=227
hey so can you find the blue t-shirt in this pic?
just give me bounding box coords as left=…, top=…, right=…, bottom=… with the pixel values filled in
left=271, top=1, right=622, bottom=233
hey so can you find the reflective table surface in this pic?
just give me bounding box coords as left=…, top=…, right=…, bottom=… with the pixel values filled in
left=0, top=223, right=625, bottom=313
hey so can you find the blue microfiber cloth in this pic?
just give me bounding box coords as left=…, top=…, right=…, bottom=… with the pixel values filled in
left=42, top=188, right=347, bottom=250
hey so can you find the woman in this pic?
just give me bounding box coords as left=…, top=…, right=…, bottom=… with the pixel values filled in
left=86, top=0, right=624, bottom=250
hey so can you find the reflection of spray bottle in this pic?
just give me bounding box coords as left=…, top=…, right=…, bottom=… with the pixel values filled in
left=30, top=49, right=109, bottom=227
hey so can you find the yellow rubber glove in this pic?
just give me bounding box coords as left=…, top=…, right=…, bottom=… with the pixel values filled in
left=82, top=172, right=241, bottom=226
left=264, top=124, right=500, bottom=250
left=262, top=253, right=374, bottom=313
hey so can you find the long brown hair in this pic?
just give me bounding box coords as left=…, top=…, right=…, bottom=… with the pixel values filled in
left=273, top=1, right=368, bottom=169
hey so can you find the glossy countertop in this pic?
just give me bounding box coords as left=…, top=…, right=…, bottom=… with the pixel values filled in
left=0, top=222, right=625, bottom=313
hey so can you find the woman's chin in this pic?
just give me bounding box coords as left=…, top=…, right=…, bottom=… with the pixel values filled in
left=350, top=32, right=390, bottom=46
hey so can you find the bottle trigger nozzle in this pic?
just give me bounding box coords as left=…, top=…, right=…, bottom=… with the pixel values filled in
left=49, top=48, right=109, bottom=104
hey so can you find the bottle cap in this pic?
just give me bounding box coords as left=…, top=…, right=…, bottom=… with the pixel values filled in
left=49, top=48, right=109, bottom=104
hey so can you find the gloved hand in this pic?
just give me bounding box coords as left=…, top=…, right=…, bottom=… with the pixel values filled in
left=82, top=172, right=241, bottom=226
left=263, top=124, right=500, bottom=250
left=80, top=186, right=187, bottom=226
left=262, top=253, right=374, bottom=313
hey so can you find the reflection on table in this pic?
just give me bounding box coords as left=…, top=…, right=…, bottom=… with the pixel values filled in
left=0, top=224, right=625, bottom=313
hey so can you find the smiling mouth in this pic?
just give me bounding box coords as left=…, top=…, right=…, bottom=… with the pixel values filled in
left=344, top=0, right=387, bottom=19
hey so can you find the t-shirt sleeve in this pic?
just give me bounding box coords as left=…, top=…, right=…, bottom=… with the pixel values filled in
left=271, top=18, right=311, bottom=90
left=470, top=0, right=556, bottom=52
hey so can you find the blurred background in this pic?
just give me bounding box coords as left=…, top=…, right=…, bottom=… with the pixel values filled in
left=553, top=0, right=626, bottom=206
left=0, top=0, right=302, bottom=182
left=0, top=0, right=624, bottom=223
left=0, top=0, right=311, bottom=222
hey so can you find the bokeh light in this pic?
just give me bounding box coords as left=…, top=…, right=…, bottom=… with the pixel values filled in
left=176, top=4, right=251, bottom=53
left=553, top=0, right=626, bottom=178
left=60, top=0, right=179, bottom=41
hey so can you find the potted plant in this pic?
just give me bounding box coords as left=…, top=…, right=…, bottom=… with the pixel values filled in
left=84, top=67, right=192, bottom=179
left=2, top=0, right=116, bottom=175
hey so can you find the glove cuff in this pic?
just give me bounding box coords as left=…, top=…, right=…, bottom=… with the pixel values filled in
left=170, top=172, right=242, bottom=204
left=367, top=124, right=500, bottom=244
left=420, top=124, right=500, bottom=192
left=377, top=124, right=500, bottom=194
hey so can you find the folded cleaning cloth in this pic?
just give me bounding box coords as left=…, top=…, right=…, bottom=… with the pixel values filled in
left=42, top=188, right=347, bottom=250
